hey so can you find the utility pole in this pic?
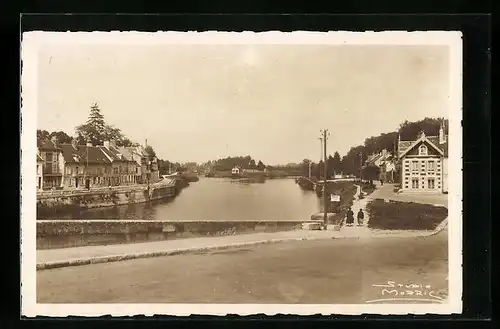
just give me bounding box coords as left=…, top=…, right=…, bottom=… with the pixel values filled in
left=359, top=152, right=363, bottom=183
left=321, top=129, right=330, bottom=225
left=318, top=137, right=323, bottom=178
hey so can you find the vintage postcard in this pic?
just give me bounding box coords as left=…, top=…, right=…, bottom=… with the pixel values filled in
left=21, top=31, right=463, bottom=316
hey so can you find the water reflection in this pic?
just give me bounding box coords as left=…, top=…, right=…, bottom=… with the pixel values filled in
left=42, top=178, right=321, bottom=222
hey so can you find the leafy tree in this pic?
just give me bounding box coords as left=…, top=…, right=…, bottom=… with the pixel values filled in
left=300, top=159, right=312, bottom=177
left=257, top=160, right=266, bottom=171
left=316, top=160, right=325, bottom=179
left=326, top=155, right=335, bottom=179
left=362, top=165, right=380, bottom=184
left=37, top=129, right=73, bottom=144
left=144, top=145, right=156, bottom=158
left=248, top=159, right=257, bottom=169
left=37, top=129, right=50, bottom=141
left=117, top=137, right=139, bottom=147
left=75, top=103, right=138, bottom=147
left=341, top=145, right=365, bottom=176
left=49, top=131, right=73, bottom=144
left=332, top=151, right=342, bottom=175
left=398, top=117, right=448, bottom=141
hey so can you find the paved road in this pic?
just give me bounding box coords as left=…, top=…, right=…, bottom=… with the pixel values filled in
left=37, top=229, right=448, bottom=304
left=374, top=183, right=448, bottom=207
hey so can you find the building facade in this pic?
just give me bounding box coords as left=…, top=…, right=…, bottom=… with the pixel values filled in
left=36, top=153, right=44, bottom=190
left=59, top=140, right=114, bottom=188
left=398, top=123, right=448, bottom=193
left=37, top=137, right=159, bottom=189
left=37, top=137, right=65, bottom=189
left=118, top=144, right=160, bottom=184
left=365, top=149, right=398, bottom=183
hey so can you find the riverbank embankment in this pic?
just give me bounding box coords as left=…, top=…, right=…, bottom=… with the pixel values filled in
left=36, top=219, right=320, bottom=249
left=36, top=177, right=190, bottom=218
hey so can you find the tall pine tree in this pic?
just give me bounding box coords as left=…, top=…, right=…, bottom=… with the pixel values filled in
left=75, top=103, right=107, bottom=145
left=75, top=103, right=135, bottom=146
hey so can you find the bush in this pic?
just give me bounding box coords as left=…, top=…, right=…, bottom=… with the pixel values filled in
left=359, top=181, right=376, bottom=195
left=367, top=199, right=448, bottom=230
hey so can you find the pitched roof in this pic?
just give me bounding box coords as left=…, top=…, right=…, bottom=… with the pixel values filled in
left=37, top=139, right=60, bottom=151
left=398, top=135, right=448, bottom=158
left=58, top=144, right=112, bottom=165
left=118, top=146, right=144, bottom=160
left=366, top=153, right=382, bottom=165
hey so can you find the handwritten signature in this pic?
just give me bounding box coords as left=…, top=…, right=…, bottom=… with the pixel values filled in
left=366, top=281, right=448, bottom=303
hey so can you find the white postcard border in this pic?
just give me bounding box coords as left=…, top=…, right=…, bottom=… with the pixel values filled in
left=21, top=30, right=463, bottom=317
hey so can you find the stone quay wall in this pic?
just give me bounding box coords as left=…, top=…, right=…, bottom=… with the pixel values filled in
left=36, top=220, right=318, bottom=249
left=36, top=179, right=183, bottom=218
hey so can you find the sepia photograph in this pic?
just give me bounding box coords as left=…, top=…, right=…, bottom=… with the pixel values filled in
left=21, top=31, right=463, bottom=316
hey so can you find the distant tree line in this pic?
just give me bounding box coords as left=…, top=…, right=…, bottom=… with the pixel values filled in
left=296, top=117, right=447, bottom=181
left=340, top=117, right=448, bottom=177
left=200, top=156, right=266, bottom=173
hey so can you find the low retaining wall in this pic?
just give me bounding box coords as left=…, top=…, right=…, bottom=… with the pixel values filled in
left=36, top=220, right=316, bottom=249
left=37, top=179, right=183, bottom=218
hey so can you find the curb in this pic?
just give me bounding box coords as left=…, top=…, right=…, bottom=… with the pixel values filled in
left=427, top=217, right=449, bottom=237
left=36, top=236, right=331, bottom=271
left=37, top=218, right=449, bottom=271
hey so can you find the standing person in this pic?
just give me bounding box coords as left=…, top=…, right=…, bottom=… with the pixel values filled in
left=357, top=209, right=365, bottom=226
left=345, top=207, right=355, bottom=226
left=380, top=178, right=384, bottom=185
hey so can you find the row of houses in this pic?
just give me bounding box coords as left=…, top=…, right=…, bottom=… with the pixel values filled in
left=364, top=122, right=449, bottom=194
left=36, top=136, right=160, bottom=190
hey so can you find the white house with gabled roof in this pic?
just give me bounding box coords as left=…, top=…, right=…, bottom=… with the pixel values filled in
left=398, top=122, right=448, bottom=193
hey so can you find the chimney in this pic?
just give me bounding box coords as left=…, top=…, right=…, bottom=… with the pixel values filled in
left=439, top=122, right=446, bottom=144
left=103, top=140, right=110, bottom=149
left=50, top=136, right=58, bottom=147
left=71, top=138, right=78, bottom=150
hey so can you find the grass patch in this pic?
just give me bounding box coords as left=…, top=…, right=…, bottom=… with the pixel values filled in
left=367, top=198, right=448, bottom=230
left=324, top=181, right=358, bottom=225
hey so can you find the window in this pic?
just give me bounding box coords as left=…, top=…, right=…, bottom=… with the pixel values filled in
left=412, top=178, right=419, bottom=189
left=428, top=178, right=435, bottom=189
left=113, top=167, right=119, bottom=174
left=75, top=167, right=79, bottom=175
left=428, top=161, right=435, bottom=171
left=411, top=161, right=418, bottom=171
left=46, top=152, right=53, bottom=162
left=419, top=145, right=428, bottom=155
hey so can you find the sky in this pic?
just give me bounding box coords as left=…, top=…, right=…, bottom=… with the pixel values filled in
left=37, top=43, right=450, bottom=165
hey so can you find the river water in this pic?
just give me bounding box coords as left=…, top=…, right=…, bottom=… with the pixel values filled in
left=46, top=177, right=322, bottom=222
